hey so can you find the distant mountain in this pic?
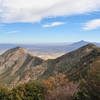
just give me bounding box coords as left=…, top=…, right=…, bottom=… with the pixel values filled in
left=0, top=47, right=45, bottom=84
left=0, top=41, right=90, bottom=55
left=60, top=40, right=89, bottom=53
left=69, top=40, right=89, bottom=48
left=0, top=41, right=100, bottom=56
left=40, top=43, right=100, bottom=81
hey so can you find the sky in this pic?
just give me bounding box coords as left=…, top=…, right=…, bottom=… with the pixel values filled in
left=0, top=0, right=100, bottom=44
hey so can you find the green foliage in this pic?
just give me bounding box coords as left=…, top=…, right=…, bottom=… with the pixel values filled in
left=0, top=87, right=9, bottom=100
left=0, top=81, right=45, bottom=100
left=73, top=65, right=100, bottom=100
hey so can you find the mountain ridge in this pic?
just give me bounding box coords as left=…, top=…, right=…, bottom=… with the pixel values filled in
left=0, top=47, right=45, bottom=84
left=0, top=43, right=100, bottom=84
left=39, top=43, right=100, bottom=79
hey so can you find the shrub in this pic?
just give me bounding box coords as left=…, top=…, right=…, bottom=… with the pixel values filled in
left=9, top=81, right=45, bottom=100
left=43, top=73, right=77, bottom=100
left=0, top=81, right=45, bottom=100
left=0, top=86, right=9, bottom=100
left=73, top=65, right=100, bottom=100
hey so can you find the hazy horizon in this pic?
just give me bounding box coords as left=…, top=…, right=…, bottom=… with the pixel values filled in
left=0, top=40, right=100, bottom=45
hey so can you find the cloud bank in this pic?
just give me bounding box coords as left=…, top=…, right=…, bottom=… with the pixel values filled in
left=0, top=0, right=100, bottom=23
left=83, top=19, right=100, bottom=30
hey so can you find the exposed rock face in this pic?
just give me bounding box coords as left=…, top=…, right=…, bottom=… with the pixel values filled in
left=0, top=47, right=45, bottom=84
left=0, top=44, right=100, bottom=84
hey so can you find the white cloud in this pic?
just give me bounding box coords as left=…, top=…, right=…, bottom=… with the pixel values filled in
left=43, top=22, right=65, bottom=27
left=6, top=30, right=18, bottom=34
left=0, top=29, right=18, bottom=34
left=83, top=19, right=100, bottom=30
left=0, top=0, right=100, bottom=23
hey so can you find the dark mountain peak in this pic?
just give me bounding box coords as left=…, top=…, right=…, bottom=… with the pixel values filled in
left=13, top=46, right=27, bottom=51
left=3, top=46, right=29, bottom=55
left=58, top=43, right=99, bottom=61
left=78, top=40, right=88, bottom=43
left=1, top=46, right=34, bottom=62
left=72, top=40, right=89, bottom=45
left=72, top=43, right=99, bottom=56
left=80, top=43, right=98, bottom=50
left=15, top=46, right=22, bottom=49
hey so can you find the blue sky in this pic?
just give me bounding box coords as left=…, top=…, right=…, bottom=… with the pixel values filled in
left=0, top=0, right=100, bottom=44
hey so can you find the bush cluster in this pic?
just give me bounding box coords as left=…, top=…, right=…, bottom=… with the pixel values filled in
left=0, top=81, right=45, bottom=100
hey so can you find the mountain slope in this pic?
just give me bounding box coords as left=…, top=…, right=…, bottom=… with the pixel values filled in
left=0, top=47, right=45, bottom=84
left=67, top=47, right=100, bottom=81
left=40, top=44, right=100, bottom=80
left=0, top=43, right=100, bottom=84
